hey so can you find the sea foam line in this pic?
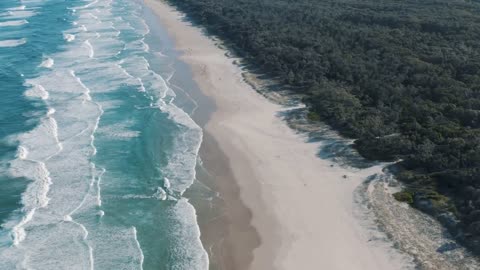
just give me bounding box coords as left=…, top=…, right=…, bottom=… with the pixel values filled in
left=11, top=148, right=54, bottom=245
left=135, top=26, right=208, bottom=266
left=61, top=165, right=97, bottom=270
left=39, top=57, right=54, bottom=68
left=11, top=209, right=35, bottom=246
left=132, top=227, right=145, bottom=270
left=24, top=84, right=49, bottom=100
left=140, top=38, right=149, bottom=52
left=7, top=5, right=25, bottom=11
left=140, top=27, right=209, bottom=267
left=96, top=168, right=105, bottom=207
left=0, top=19, right=28, bottom=27
left=0, top=38, right=26, bottom=47
left=45, top=108, right=64, bottom=159
left=70, top=70, right=92, bottom=102
left=1, top=10, right=36, bottom=19
left=62, top=215, right=95, bottom=270
left=61, top=69, right=104, bottom=269
left=63, top=33, right=76, bottom=42
left=79, top=0, right=99, bottom=10
left=140, top=19, right=150, bottom=36
left=59, top=69, right=103, bottom=270
left=83, top=40, right=94, bottom=58
left=39, top=64, right=106, bottom=270
left=8, top=83, right=62, bottom=246
left=12, top=108, right=63, bottom=246
left=116, top=61, right=146, bottom=92
left=87, top=12, right=98, bottom=20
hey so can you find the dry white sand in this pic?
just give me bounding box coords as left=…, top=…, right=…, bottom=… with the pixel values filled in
left=146, top=1, right=410, bottom=269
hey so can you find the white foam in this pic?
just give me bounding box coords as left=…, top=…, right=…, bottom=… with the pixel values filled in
left=17, top=146, right=28, bottom=159
left=120, top=55, right=171, bottom=98
left=155, top=51, right=167, bottom=58
left=34, top=161, right=52, bottom=208
left=11, top=209, right=35, bottom=246
left=0, top=20, right=28, bottom=27
left=83, top=40, right=94, bottom=58
left=7, top=5, right=26, bottom=11
left=83, top=34, right=124, bottom=59
left=63, top=33, right=75, bottom=42
left=88, top=240, right=95, bottom=270
left=0, top=38, right=26, bottom=47
left=140, top=19, right=150, bottom=36
left=152, top=187, right=167, bottom=201
left=132, top=227, right=144, bottom=270
left=47, top=108, right=55, bottom=116
left=70, top=70, right=92, bottom=102
left=76, top=0, right=99, bottom=10
left=97, top=125, right=140, bottom=139
left=64, top=217, right=95, bottom=270
left=140, top=38, right=149, bottom=52
left=24, top=84, right=49, bottom=100
left=89, top=98, right=103, bottom=157
left=87, top=12, right=98, bottom=20
left=96, top=168, right=105, bottom=207
left=39, top=57, right=54, bottom=68
left=164, top=177, right=171, bottom=189
left=170, top=199, right=210, bottom=269
left=1, top=10, right=36, bottom=19
left=9, top=156, right=53, bottom=245
left=116, top=61, right=146, bottom=92
left=48, top=114, right=63, bottom=154
left=6, top=107, right=64, bottom=251
left=159, top=101, right=203, bottom=194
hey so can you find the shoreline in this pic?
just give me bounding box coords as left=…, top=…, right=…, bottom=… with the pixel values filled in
left=145, top=0, right=411, bottom=269
left=143, top=5, right=263, bottom=269
left=194, top=132, right=264, bottom=270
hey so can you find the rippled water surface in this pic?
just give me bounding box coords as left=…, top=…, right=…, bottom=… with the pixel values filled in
left=0, top=0, right=208, bottom=269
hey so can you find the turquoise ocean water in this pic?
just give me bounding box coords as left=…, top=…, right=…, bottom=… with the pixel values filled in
left=0, top=0, right=208, bottom=269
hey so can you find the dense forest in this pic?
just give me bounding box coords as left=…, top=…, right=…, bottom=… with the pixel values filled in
left=165, top=0, right=480, bottom=253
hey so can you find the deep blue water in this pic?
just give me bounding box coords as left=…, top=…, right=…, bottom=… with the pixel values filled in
left=0, top=0, right=208, bottom=269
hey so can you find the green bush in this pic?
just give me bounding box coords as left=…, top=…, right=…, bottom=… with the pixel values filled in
left=393, top=191, right=414, bottom=204
left=307, top=111, right=320, bottom=122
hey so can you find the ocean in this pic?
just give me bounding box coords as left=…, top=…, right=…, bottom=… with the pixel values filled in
left=0, top=0, right=209, bottom=269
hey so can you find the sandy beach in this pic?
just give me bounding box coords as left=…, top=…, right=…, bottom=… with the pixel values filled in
left=145, top=1, right=410, bottom=269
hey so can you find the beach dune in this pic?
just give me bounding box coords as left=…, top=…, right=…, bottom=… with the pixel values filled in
left=146, top=1, right=409, bottom=269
